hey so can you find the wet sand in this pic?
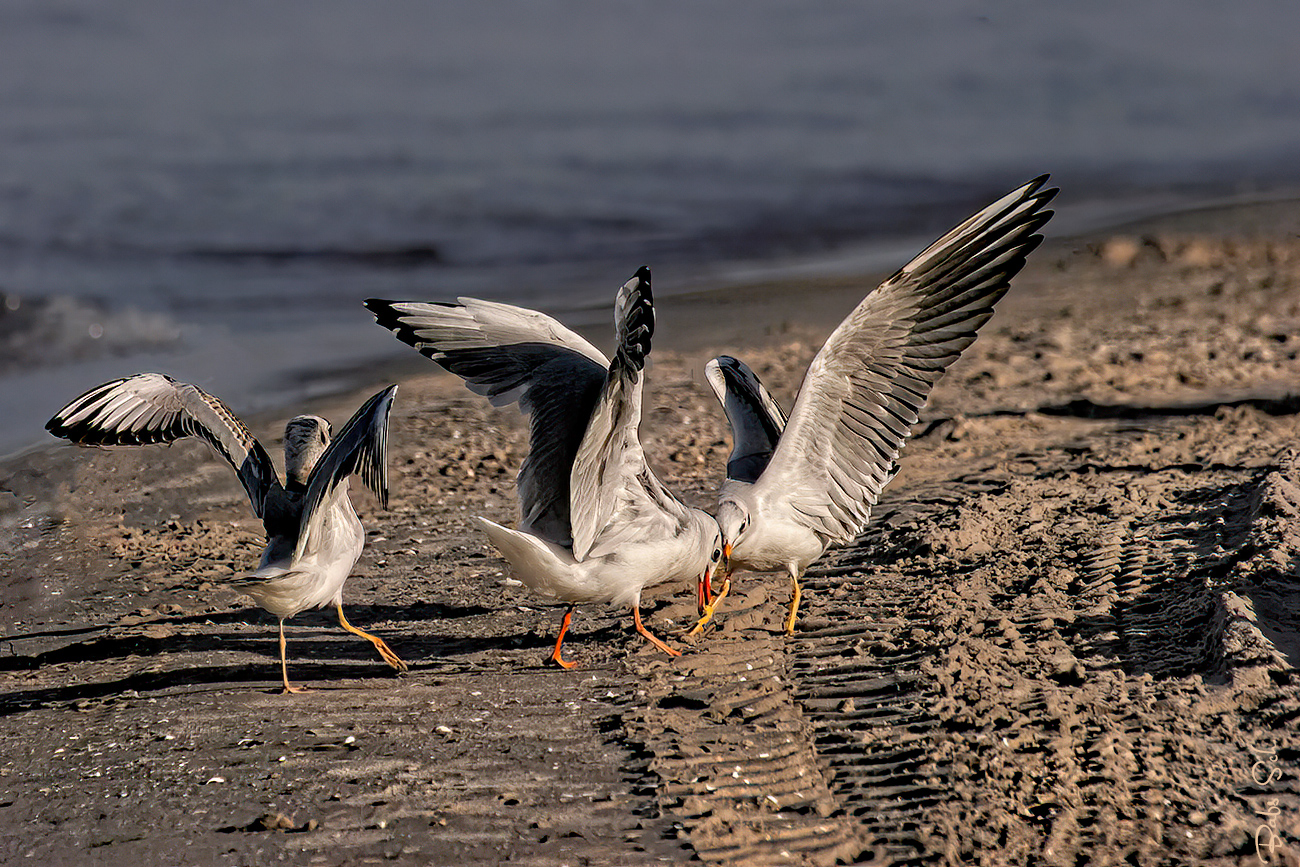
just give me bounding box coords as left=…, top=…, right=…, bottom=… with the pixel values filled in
left=3, top=204, right=1300, bottom=865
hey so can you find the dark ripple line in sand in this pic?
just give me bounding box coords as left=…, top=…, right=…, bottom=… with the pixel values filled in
left=791, top=563, right=953, bottom=866
left=915, top=389, right=1300, bottom=434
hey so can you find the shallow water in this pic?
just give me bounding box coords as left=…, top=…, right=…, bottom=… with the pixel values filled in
left=3, top=0, right=1300, bottom=454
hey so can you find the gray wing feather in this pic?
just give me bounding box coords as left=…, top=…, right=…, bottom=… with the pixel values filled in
left=570, top=267, right=686, bottom=561
left=293, top=384, right=397, bottom=561
left=364, top=296, right=607, bottom=383
left=364, top=296, right=608, bottom=547
left=756, top=175, right=1056, bottom=544
left=706, top=355, right=788, bottom=484
left=45, top=372, right=280, bottom=517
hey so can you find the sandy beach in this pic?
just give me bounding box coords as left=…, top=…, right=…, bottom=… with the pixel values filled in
left=4, top=202, right=1300, bottom=865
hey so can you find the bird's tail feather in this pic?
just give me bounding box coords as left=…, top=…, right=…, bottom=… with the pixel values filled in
left=472, top=516, right=574, bottom=599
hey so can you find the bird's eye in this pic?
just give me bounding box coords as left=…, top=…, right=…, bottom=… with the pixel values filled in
left=713, top=548, right=721, bottom=561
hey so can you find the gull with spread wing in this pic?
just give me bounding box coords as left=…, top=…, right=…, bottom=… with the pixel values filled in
left=46, top=375, right=405, bottom=692
left=697, top=175, right=1057, bottom=634
left=366, top=267, right=722, bottom=668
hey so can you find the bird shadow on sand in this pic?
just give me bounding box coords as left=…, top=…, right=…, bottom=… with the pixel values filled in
left=0, top=599, right=586, bottom=716
left=1, top=601, right=491, bottom=664
left=0, top=660, right=411, bottom=717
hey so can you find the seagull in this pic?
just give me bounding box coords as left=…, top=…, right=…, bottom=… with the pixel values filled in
left=365, top=267, right=723, bottom=668
left=46, top=374, right=406, bottom=693
left=696, top=175, right=1057, bottom=634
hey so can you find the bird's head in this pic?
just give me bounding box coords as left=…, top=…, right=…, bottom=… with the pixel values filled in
left=706, top=524, right=724, bottom=580
left=283, top=415, right=332, bottom=487
left=715, top=497, right=751, bottom=566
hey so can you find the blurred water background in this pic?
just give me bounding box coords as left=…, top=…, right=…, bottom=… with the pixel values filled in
left=3, top=0, right=1300, bottom=454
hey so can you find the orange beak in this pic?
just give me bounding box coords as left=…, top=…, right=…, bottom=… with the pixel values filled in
left=697, top=542, right=735, bottom=614
left=697, top=565, right=713, bottom=615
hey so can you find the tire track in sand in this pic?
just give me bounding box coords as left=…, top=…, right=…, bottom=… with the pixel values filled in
left=632, top=412, right=1300, bottom=865
left=628, top=586, right=871, bottom=866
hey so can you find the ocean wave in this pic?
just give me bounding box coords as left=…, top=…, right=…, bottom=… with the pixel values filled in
left=0, top=293, right=182, bottom=374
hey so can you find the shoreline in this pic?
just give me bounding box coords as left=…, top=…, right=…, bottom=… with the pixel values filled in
left=4, top=191, right=1300, bottom=863
left=4, top=186, right=1300, bottom=464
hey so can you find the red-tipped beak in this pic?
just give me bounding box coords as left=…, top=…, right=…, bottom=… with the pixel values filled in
left=697, top=566, right=714, bottom=616
left=723, top=542, right=732, bottom=562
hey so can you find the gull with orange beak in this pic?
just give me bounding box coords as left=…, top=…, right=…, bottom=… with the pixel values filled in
left=46, top=374, right=404, bottom=692
left=695, top=176, right=1057, bottom=635
left=367, top=267, right=722, bottom=667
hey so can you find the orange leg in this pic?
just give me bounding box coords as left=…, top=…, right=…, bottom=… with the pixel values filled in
left=783, top=568, right=803, bottom=635
left=633, top=605, right=681, bottom=657
left=551, top=606, right=578, bottom=669
left=279, top=621, right=308, bottom=695
left=337, top=604, right=408, bottom=672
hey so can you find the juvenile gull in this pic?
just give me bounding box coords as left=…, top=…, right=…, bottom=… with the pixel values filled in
left=697, top=176, right=1057, bottom=634
left=46, top=374, right=405, bottom=693
left=366, top=267, right=722, bottom=667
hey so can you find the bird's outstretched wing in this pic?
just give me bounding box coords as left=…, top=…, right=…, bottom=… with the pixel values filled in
left=569, top=267, right=687, bottom=561
left=754, top=175, right=1057, bottom=545
left=706, top=355, right=788, bottom=484
left=364, top=296, right=609, bottom=547
left=46, top=372, right=280, bottom=517
left=293, top=384, right=397, bottom=561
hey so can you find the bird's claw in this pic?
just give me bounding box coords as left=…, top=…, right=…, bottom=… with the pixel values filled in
left=689, top=575, right=731, bottom=636
left=375, top=642, right=409, bottom=673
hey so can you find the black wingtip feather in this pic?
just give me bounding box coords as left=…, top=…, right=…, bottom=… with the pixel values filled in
left=1022, top=174, right=1057, bottom=202
left=615, top=267, right=655, bottom=373
left=363, top=298, right=411, bottom=337
left=364, top=297, right=471, bottom=359
left=46, top=376, right=178, bottom=446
